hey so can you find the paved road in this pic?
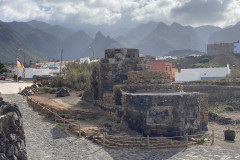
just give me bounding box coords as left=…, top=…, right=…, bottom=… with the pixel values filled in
left=0, top=80, right=32, bottom=94
left=1, top=81, right=240, bottom=159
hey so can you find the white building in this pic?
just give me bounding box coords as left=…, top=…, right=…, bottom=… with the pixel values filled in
left=175, top=64, right=231, bottom=82
left=234, top=40, right=240, bottom=54
left=155, top=56, right=177, bottom=60
left=13, top=68, right=60, bottom=79
left=80, top=57, right=90, bottom=63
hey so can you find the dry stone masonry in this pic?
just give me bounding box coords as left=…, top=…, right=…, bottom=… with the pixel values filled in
left=0, top=97, right=27, bottom=160
left=83, top=48, right=209, bottom=137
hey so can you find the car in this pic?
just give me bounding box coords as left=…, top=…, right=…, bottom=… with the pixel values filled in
left=0, top=76, right=6, bottom=80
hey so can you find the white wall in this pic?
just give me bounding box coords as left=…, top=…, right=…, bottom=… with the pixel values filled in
left=175, top=72, right=201, bottom=82
left=14, top=68, right=60, bottom=78
left=234, top=41, right=240, bottom=54
left=177, top=65, right=230, bottom=80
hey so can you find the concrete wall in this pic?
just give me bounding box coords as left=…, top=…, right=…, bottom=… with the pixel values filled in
left=175, top=72, right=201, bottom=82
left=14, top=68, right=60, bottom=78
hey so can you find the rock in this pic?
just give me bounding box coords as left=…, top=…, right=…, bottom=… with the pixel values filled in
left=56, top=88, right=70, bottom=97
left=236, top=119, right=240, bottom=124
left=9, top=155, right=18, bottom=160
left=224, top=130, right=236, bottom=141
left=224, top=105, right=234, bottom=111
left=8, top=134, right=17, bottom=142
left=32, top=84, right=39, bottom=89
left=0, top=100, right=27, bottom=160
left=6, top=145, right=15, bottom=157
left=0, top=153, right=7, bottom=160
left=37, top=82, right=43, bottom=87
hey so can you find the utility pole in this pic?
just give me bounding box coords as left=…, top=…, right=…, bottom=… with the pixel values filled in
left=60, top=49, right=63, bottom=75
left=89, top=46, right=95, bottom=61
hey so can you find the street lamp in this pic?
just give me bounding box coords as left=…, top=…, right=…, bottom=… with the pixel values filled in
left=89, top=46, right=95, bottom=61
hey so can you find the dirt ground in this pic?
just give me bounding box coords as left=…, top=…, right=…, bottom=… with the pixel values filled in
left=33, top=88, right=240, bottom=151
left=204, top=118, right=240, bottom=152
left=33, top=89, right=142, bottom=137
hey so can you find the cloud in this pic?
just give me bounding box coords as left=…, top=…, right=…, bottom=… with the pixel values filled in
left=0, top=0, right=239, bottom=27
left=171, top=0, right=233, bottom=26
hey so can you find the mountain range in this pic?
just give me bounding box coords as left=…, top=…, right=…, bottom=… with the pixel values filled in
left=1, top=19, right=240, bottom=64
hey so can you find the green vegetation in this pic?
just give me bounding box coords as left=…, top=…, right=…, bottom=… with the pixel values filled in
left=190, top=55, right=210, bottom=68
left=191, top=63, right=207, bottom=68
left=199, top=135, right=206, bottom=144
left=64, top=62, right=97, bottom=90
left=199, top=57, right=210, bottom=63
left=43, top=86, right=57, bottom=94
left=227, top=69, right=240, bottom=78
left=0, top=62, right=8, bottom=74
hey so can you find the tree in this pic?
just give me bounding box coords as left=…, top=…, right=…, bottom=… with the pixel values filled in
left=0, top=62, right=7, bottom=74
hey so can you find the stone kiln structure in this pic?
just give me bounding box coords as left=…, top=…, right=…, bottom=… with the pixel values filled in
left=83, top=48, right=208, bottom=136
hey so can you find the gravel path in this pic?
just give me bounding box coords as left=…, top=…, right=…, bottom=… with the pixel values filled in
left=2, top=94, right=113, bottom=160
left=2, top=92, right=240, bottom=159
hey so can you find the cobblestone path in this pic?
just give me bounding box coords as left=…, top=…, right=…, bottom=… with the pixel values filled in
left=2, top=93, right=240, bottom=160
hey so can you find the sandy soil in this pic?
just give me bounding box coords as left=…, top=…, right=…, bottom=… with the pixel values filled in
left=32, top=90, right=141, bottom=137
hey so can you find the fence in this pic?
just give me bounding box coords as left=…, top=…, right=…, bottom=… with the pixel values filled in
left=26, top=96, right=82, bottom=137
left=24, top=94, right=214, bottom=149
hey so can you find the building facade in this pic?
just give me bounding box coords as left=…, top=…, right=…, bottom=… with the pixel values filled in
left=145, top=62, right=173, bottom=79
left=175, top=65, right=231, bottom=82
left=234, top=40, right=240, bottom=54
left=207, top=43, right=233, bottom=55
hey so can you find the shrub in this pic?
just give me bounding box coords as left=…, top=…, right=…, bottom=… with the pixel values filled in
left=227, top=69, right=240, bottom=78
left=199, top=57, right=210, bottom=63
left=65, top=62, right=97, bottom=90
left=191, top=63, right=207, bottom=68
left=43, top=86, right=51, bottom=93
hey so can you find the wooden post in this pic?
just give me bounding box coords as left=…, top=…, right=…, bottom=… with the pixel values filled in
left=185, top=133, right=188, bottom=147
left=212, top=130, right=214, bottom=145
left=55, top=113, right=57, bottom=122
left=63, top=118, right=65, bottom=128
left=103, top=133, right=106, bottom=147
left=78, top=124, right=81, bottom=137
left=147, top=135, right=150, bottom=149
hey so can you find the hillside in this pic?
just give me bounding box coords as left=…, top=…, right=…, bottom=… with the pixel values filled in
left=137, top=22, right=205, bottom=56
left=8, top=21, right=60, bottom=58
left=0, top=21, right=45, bottom=64
left=194, top=25, right=221, bottom=43
left=116, top=21, right=158, bottom=47
left=166, top=49, right=206, bottom=57
left=61, top=30, right=93, bottom=60
left=164, top=54, right=240, bottom=70
left=82, top=31, right=122, bottom=58
left=208, top=22, right=240, bottom=43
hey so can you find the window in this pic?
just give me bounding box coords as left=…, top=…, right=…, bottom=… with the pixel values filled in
left=166, top=67, right=167, bottom=71
left=170, top=67, right=171, bottom=71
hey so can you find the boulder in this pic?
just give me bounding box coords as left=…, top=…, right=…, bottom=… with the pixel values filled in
left=57, top=88, right=70, bottom=97
left=224, top=130, right=236, bottom=141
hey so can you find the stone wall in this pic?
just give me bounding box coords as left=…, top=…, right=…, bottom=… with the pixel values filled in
left=83, top=48, right=209, bottom=137
left=127, top=71, right=171, bottom=84
left=183, top=85, right=240, bottom=105
left=121, top=92, right=208, bottom=136
left=83, top=48, right=145, bottom=102
left=0, top=97, right=27, bottom=160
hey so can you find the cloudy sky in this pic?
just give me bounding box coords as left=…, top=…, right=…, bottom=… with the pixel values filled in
left=0, top=0, right=240, bottom=29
